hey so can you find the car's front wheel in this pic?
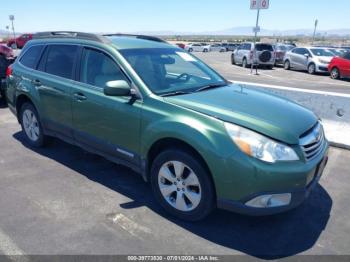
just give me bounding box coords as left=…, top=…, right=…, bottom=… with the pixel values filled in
left=308, top=63, right=316, bottom=74
left=20, top=102, right=47, bottom=147
left=150, top=149, right=215, bottom=221
left=231, top=54, right=236, bottom=65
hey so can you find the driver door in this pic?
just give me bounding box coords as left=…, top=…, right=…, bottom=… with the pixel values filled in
left=72, top=47, right=142, bottom=165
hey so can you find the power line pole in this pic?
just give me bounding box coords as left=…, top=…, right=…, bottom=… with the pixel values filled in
left=312, top=19, right=318, bottom=45
left=9, top=15, right=17, bottom=49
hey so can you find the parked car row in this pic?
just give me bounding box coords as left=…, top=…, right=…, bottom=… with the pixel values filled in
left=175, top=42, right=240, bottom=53
left=229, top=42, right=350, bottom=80
left=284, top=47, right=350, bottom=79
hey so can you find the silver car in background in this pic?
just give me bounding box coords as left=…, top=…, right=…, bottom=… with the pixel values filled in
left=210, top=44, right=226, bottom=52
left=231, top=42, right=276, bottom=69
left=284, top=47, right=334, bottom=74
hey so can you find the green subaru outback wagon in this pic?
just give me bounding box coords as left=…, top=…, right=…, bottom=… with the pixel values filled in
left=6, top=32, right=329, bottom=221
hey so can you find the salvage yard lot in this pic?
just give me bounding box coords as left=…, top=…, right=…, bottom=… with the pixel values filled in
left=195, top=52, right=350, bottom=94
left=0, top=103, right=350, bottom=257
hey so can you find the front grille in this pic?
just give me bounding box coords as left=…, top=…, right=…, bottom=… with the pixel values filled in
left=299, top=123, right=325, bottom=161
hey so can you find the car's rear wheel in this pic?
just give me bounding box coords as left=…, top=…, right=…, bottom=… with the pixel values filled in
left=20, top=103, right=47, bottom=147
left=242, top=58, right=248, bottom=68
left=308, top=63, right=316, bottom=74
left=330, top=67, right=340, bottom=79
left=284, top=60, right=291, bottom=70
left=231, top=54, right=236, bottom=65
left=150, top=149, right=215, bottom=221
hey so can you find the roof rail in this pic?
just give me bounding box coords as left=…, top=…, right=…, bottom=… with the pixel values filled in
left=33, top=31, right=110, bottom=43
left=103, top=33, right=167, bottom=43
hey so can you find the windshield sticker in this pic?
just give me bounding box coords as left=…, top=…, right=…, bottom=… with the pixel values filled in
left=176, top=52, right=197, bottom=62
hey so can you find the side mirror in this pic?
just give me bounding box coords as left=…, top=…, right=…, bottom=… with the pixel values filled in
left=304, top=53, right=310, bottom=58
left=104, top=80, right=131, bottom=96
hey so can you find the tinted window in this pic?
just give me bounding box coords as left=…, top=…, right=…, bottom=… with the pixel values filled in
left=256, top=44, right=273, bottom=51
left=45, top=45, right=78, bottom=79
left=344, top=53, right=350, bottom=60
left=20, top=45, right=44, bottom=69
left=80, top=48, right=128, bottom=88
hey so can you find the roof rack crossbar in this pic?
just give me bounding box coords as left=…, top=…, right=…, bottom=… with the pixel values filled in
left=103, top=33, right=166, bottom=43
left=33, top=31, right=110, bottom=43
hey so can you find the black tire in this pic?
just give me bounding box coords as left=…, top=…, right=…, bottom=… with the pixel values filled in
left=231, top=54, right=236, bottom=65
left=308, top=63, right=316, bottom=74
left=0, top=89, right=6, bottom=105
left=284, top=60, right=291, bottom=70
left=266, top=65, right=273, bottom=70
left=150, top=149, right=215, bottom=221
left=188, top=48, right=193, bottom=53
left=203, top=49, right=208, bottom=53
left=19, top=102, right=47, bottom=148
left=242, top=58, right=248, bottom=68
left=330, top=67, right=340, bottom=79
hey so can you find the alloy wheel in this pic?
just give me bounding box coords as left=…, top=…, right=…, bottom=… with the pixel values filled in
left=158, top=161, right=201, bottom=212
left=22, top=109, right=40, bottom=142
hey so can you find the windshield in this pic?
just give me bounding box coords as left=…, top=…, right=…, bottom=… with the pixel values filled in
left=329, top=49, right=347, bottom=56
left=310, top=48, right=334, bottom=57
left=119, top=48, right=227, bottom=96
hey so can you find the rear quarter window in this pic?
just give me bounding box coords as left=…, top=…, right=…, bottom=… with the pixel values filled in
left=20, top=45, right=44, bottom=69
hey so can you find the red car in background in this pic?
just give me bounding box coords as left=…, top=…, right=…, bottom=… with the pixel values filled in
left=328, top=51, right=350, bottom=80
left=7, top=33, right=33, bottom=49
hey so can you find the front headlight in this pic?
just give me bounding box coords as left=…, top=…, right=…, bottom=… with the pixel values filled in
left=224, top=122, right=299, bottom=163
left=318, top=58, right=329, bottom=64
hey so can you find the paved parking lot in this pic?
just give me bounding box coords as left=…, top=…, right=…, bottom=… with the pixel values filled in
left=195, top=52, right=350, bottom=94
left=0, top=101, right=350, bottom=258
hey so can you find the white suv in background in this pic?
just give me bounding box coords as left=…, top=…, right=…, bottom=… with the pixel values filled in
left=283, top=47, right=334, bottom=74
left=185, top=43, right=211, bottom=52
left=231, top=42, right=276, bottom=69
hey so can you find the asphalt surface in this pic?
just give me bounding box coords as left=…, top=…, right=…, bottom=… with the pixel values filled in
left=0, top=105, right=350, bottom=258
left=194, top=52, right=350, bottom=94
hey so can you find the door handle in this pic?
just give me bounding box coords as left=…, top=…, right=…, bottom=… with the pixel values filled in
left=32, top=79, right=42, bottom=86
left=74, top=93, right=87, bottom=101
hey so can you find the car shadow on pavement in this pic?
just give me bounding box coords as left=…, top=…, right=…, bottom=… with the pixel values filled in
left=13, top=132, right=333, bottom=259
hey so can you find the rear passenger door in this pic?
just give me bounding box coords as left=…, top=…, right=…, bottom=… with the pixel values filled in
left=34, top=44, right=79, bottom=138
left=71, top=47, right=142, bottom=166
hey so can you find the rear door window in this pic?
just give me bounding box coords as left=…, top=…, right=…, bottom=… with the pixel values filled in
left=256, top=44, right=273, bottom=51
left=20, top=45, right=45, bottom=69
left=45, top=45, right=78, bottom=79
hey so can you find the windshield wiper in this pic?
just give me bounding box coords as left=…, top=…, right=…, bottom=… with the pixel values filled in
left=160, top=91, right=192, bottom=97
left=194, top=82, right=228, bottom=93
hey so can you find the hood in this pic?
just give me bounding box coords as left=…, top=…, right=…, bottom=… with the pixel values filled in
left=165, top=84, right=318, bottom=144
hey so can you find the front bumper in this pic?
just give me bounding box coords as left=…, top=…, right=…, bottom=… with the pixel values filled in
left=316, top=64, right=330, bottom=72
left=217, top=154, right=329, bottom=216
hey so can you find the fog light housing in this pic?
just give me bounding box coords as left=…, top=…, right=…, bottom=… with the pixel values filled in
left=245, top=193, right=291, bottom=208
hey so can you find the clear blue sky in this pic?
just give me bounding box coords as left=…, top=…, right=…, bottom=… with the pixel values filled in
left=1, top=0, right=349, bottom=33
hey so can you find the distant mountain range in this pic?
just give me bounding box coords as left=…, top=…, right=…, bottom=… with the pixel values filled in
left=1, top=27, right=350, bottom=37
left=134, top=27, right=350, bottom=36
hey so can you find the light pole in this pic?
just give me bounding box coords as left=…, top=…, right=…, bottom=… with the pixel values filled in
left=312, top=19, right=318, bottom=45
left=251, top=7, right=260, bottom=75
left=5, top=26, right=10, bottom=39
left=9, top=15, right=16, bottom=49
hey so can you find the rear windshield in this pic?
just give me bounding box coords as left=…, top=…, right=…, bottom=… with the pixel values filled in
left=256, top=44, right=273, bottom=51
